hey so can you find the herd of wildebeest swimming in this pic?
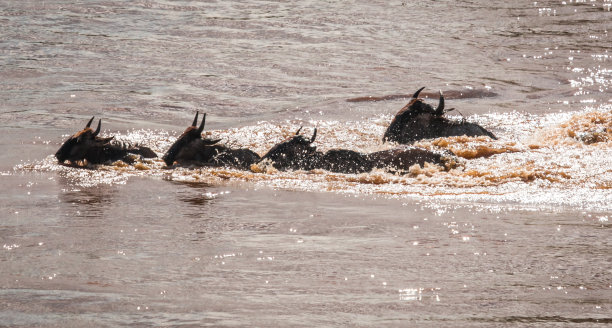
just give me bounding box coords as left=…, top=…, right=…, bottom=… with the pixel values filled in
left=55, top=87, right=497, bottom=174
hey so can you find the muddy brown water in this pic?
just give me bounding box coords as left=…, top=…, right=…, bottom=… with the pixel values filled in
left=1, top=1, right=611, bottom=326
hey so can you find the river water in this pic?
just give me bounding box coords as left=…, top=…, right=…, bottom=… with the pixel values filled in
left=1, top=0, right=611, bottom=327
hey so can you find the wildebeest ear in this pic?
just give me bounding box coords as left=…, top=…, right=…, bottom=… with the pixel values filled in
left=310, top=128, right=317, bottom=143
left=99, top=136, right=114, bottom=143
left=93, top=119, right=101, bottom=136
left=202, top=138, right=221, bottom=146
left=197, top=113, right=206, bottom=134
left=192, top=111, right=199, bottom=127
left=85, top=116, right=95, bottom=128
left=412, top=87, right=426, bottom=99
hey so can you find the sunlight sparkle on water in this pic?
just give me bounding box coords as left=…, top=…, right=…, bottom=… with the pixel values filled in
left=3, top=244, right=20, bottom=251
left=15, top=104, right=612, bottom=212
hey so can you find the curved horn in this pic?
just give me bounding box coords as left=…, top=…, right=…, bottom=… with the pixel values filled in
left=93, top=119, right=101, bottom=136
left=434, top=91, right=445, bottom=115
left=412, top=87, right=426, bottom=99
left=310, top=128, right=317, bottom=143
left=192, top=111, right=199, bottom=127
left=295, top=127, right=303, bottom=135
left=85, top=116, right=95, bottom=128
left=197, top=113, right=206, bottom=133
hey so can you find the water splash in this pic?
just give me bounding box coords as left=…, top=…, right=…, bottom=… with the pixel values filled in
left=15, top=104, right=612, bottom=211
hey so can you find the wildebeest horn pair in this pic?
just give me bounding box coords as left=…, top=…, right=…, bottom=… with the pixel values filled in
left=295, top=126, right=317, bottom=143
left=412, top=86, right=444, bottom=116
left=85, top=116, right=102, bottom=137
left=191, top=111, right=207, bottom=133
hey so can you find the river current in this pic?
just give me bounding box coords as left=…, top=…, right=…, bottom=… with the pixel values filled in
left=1, top=1, right=611, bottom=327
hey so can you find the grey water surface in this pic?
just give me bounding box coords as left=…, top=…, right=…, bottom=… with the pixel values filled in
left=1, top=1, right=611, bottom=327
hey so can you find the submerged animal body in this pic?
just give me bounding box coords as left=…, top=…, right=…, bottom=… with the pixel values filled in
left=383, top=87, right=497, bottom=144
left=320, top=149, right=373, bottom=174
left=259, top=127, right=319, bottom=171
left=55, top=117, right=157, bottom=165
left=162, top=112, right=260, bottom=169
left=367, top=147, right=450, bottom=172
left=260, top=128, right=452, bottom=174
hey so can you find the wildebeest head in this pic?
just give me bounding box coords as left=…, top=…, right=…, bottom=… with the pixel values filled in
left=162, top=112, right=222, bottom=166
left=260, top=127, right=319, bottom=170
left=383, top=87, right=447, bottom=143
left=405, top=86, right=445, bottom=115
left=55, top=117, right=114, bottom=164
left=383, top=87, right=496, bottom=143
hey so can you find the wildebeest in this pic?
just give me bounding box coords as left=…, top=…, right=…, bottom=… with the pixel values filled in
left=162, top=112, right=261, bottom=169
left=55, top=117, right=157, bottom=165
left=383, top=87, right=496, bottom=144
left=367, top=146, right=454, bottom=172
left=258, top=127, right=320, bottom=171
left=260, top=128, right=453, bottom=174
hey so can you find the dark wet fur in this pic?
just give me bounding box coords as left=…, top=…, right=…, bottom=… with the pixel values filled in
left=383, top=87, right=496, bottom=144
left=55, top=118, right=157, bottom=165
left=212, top=147, right=261, bottom=169
left=261, top=129, right=451, bottom=174
left=320, top=149, right=373, bottom=174
left=368, top=147, right=450, bottom=172
left=260, top=134, right=319, bottom=171
left=162, top=113, right=261, bottom=170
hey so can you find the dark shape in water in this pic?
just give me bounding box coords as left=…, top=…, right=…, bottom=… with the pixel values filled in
left=320, top=149, right=374, bottom=174
left=55, top=117, right=157, bottom=165
left=346, top=88, right=499, bottom=102
left=259, top=127, right=320, bottom=171
left=260, top=128, right=452, bottom=174
left=367, top=146, right=452, bottom=173
left=383, top=87, right=497, bottom=144
left=162, top=112, right=261, bottom=169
